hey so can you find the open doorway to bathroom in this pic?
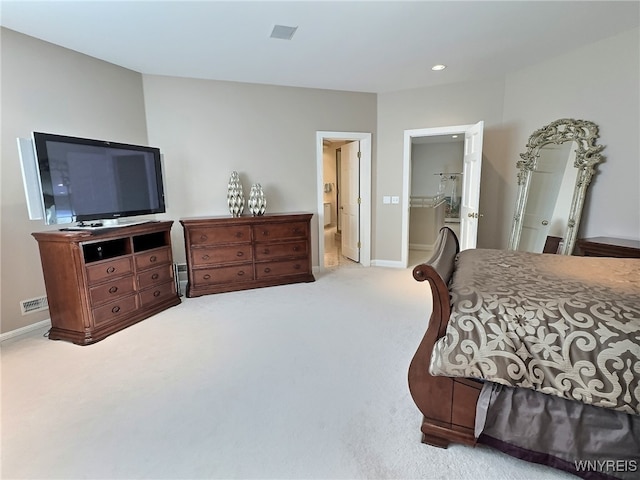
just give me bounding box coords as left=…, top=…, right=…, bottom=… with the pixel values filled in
left=322, top=139, right=344, bottom=267
left=316, top=131, right=372, bottom=271
left=321, top=140, right=358, bottom=268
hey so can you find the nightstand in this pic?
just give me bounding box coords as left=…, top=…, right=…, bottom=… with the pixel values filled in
left=576, top=236, right=640, bottom=258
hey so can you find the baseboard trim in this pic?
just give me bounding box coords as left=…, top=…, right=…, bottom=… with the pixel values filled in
left=371, top=259, right=404, bottom=268
left=0, top=319, right=50, bottom=343
left=409, top=242, right=436, bottom=251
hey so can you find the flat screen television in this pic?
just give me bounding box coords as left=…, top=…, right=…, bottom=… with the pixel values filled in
left=29, top=132, right=166, bottom=227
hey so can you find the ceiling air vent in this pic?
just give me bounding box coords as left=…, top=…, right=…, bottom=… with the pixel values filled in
left=270, top=25, right=298, bottom=40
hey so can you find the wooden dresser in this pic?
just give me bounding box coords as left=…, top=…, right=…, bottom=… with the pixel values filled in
left=32, top=221, right=180, bottom=345
left=180, top=213, right=315, bottom=297
left=576, top=236, right=640, bottom=258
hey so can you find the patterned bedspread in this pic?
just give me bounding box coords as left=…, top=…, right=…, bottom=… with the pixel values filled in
left=429, top=249, right=640, bottom=416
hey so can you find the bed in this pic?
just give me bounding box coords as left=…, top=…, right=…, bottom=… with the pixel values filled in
left=408, top=227, right=640, bottom=480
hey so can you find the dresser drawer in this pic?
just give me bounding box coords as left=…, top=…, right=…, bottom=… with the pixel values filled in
left=139, top=281, right=176, bottom=307
left=86, top=257, right=133, bottom=285
left=253, top=222, right=307, bottom=241
left=193, top=264, right=254, bottom=286
left=256, top=259, right=310, bottom=279
left=254, top=241, right=308, bottom=260
left=192, top=245, right=253, bottom=266
left=89, top=275, right=136, bottom=306
left=138, top=264, right=174, bottom=289
left=92, top=294, right=138, bottom=326
left=189, top=226, right=251, bottom=245
left=135, top=247, right=171, bottom=270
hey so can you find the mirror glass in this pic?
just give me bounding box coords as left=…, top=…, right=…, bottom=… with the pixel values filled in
left=508, top=119, right=604, bottom=255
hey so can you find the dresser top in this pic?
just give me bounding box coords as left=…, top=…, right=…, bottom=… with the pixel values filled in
left=32, top=220, right=173, bottom=242
left=180, top=212, right=313, bottom=225
left=578, top=236, right=640, bottom=249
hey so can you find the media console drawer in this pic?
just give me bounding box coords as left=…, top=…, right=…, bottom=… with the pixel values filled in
left=89, top=275, right=136, bottom=306
left=86, top=257, right=133, bottom=284
left=92, top=294, right=138, bottom=327
left=181, top=213, right=315, bottom=297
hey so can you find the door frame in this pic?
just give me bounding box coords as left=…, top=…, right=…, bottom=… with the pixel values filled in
left=316, top=131, right=372, bottom=270
left=401, top=124, right=474, bottom=268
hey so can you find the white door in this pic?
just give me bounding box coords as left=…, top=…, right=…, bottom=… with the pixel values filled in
left=340, top=141, right=360, bottom=262
left=459, top=121, right=484, bottom=250
left=518, top=144, right=571, bottom=252
left=519, top=168, right=563, bottom=252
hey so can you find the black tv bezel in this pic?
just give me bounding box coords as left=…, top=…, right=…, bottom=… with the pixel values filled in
left=32, top=132, right=166, bottom=225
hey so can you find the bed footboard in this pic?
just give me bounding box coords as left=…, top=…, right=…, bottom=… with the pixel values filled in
left=408, top=227, right=482, bottom=448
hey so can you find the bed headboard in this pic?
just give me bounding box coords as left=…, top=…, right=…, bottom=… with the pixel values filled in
left=413, top=226, right=459, bottom=286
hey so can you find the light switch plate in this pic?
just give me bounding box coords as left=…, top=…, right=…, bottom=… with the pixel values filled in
left=383, top=196, right=391, bottom=204
left=391, top=196, right=400, bottom=204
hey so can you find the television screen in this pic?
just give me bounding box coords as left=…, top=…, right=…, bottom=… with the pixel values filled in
left=32, top=132, right=165, bottom=225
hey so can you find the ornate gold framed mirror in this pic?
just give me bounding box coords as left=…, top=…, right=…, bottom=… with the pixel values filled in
left=508, top=118, right=605, bottom=255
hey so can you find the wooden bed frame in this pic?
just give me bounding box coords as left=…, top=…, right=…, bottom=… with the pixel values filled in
left=408, top=227, right=483, bottom=448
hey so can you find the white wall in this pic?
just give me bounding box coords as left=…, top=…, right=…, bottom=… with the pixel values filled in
left=141, top=75, right=377, bottom=266
left=376, top=78, right=507, bottom=261
left=410, top=142, right=464, bottom=196
left=1, top=28, right=149, bottom=334
left=375, top=27, right=639, bottom=263
left=501, top=27, right=640, bottom=241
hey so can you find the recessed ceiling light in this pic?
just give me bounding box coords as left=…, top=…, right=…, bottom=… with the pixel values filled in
left=431, top=64, right=446, bottom=71
left=452, top=135, right=458, bottom=138
left=270, top=25, right=298, bottom=40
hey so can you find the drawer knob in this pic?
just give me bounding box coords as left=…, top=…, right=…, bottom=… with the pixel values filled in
left=262, top=230, right=269, bottom=236
left=152, top=273, right=159, bottom=280
left=263, top=248, right=270, bottom=254
left=293, top=228, right=301, bottom=234
left=293, top=246, right=300, bottom=252
left=106, top=266, right=116, bottom=274
left=235, top=232, right=244, bottom=238
left=200, top=235, right=208, bottom=241
left=264, top=267, right=271, bottom=273
left=203, top=274, right=211, bottom=280
left=150, top=255, right=157, bottom=263
left=237, top=270, right=245, bottom=276
left=236, top=251, right=244, bottom=257
left=202, top=254, right=210, bottom=260
left=111, top=305, right=121, bottom=314
left=153, top=290, right=161, bottom=297
left=108, top=286, right=118, bottom=294
left=294, top=264, right=301, bottom=270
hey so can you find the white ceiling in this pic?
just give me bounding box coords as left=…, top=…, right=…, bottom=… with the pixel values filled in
left=1, top=1, right=638, bottom=94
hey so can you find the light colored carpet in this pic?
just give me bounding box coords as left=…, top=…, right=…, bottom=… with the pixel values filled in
left=1, top=265, right=572, bottom=479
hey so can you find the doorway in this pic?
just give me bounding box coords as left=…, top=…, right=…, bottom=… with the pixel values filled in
left=316, top=131, right=372, bottom=271
left=407, top=135, right=464, bottom=266
left=401, top=122, right=484, bottom=267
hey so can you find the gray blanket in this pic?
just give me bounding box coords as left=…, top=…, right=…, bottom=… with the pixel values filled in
left=429, top=249, right=640, bottom=416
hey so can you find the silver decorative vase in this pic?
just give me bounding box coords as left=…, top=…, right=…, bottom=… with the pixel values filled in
left=248, top=183, right=266, bottom=216
left=227, top=171, right=245, bottom=217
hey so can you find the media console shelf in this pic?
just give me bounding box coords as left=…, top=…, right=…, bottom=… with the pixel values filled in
left=32, top=221, right=181, bottom=345
left=180, top=213, right=315, bottom=297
